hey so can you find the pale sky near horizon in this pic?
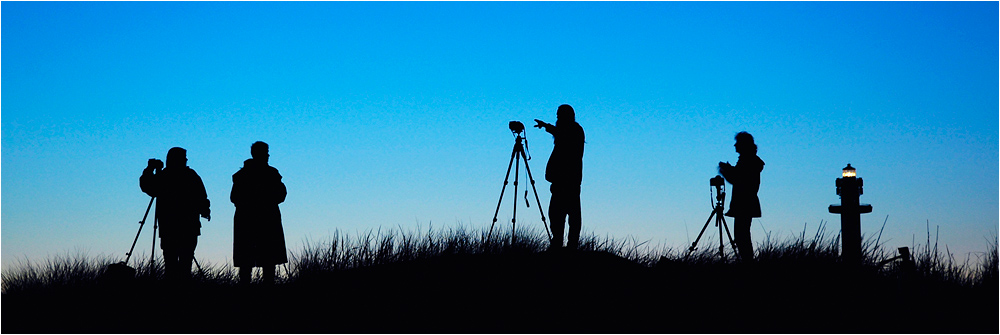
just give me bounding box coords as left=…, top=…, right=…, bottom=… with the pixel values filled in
left=3, top=2, right=997, bottom=271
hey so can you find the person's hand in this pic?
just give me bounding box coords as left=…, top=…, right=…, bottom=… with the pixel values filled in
left=147, top=158, right=163, bottom=171
left=534, top=119, right=547, bottom=129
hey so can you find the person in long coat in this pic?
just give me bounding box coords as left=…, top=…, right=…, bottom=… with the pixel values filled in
left=231, top=141, right=287, bottom=285
left=140, top=147, right=211, bottom=282
left=719, top=132, right=764, bottom=262
left=534, top=104, right=585, bottom=249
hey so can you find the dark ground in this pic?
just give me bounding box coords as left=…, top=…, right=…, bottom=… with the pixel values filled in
left=3, top=250, right=996, bottom=333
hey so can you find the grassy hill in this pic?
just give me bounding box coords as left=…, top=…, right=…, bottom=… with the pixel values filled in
left=3, top=227, right=996, bottom=333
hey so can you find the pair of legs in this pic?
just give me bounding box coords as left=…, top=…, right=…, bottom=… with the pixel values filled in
left=161, top=235, right=197, bottom=282
left=734, top=217, right=754, bottom=262
left=549, top=184, right=581, bottom=249
left=239, top=265, right=276, bottom=285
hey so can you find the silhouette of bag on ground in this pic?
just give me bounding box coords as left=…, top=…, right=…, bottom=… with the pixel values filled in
left=101, top=262, right=136, bottom=284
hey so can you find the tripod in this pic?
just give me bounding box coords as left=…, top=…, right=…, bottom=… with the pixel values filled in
left=123, top=196, right=155, bottom=266
left=490, top=129, right=551, bottom=243
left=123, top=196, right=203, bottom=276
left=689, top=176, right=740, bottom=260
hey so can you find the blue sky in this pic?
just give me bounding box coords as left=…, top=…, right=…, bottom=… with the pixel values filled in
left=3, top=2, right=997, bottom=271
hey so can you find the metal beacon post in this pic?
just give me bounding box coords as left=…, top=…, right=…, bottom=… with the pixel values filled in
left=829, top=164, right=872, bottom=265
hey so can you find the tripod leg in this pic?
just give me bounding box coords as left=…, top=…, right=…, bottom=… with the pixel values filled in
left=718, top=212, right=725, bottom=259
left=150, top=214, right=158, bottom=271
left=125, top=197, right=155, bottom=265
left=689, top=209, right=716, bottom=253
left=719, top=215, right=740, bottom=260
left=512, top=153, right=520, bottom=244
left=519, top=149, right=551, bottom=239
left=489, top=147, right=519, bottom=239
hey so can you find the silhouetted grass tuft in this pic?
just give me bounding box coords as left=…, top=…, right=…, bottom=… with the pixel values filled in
left=287, top=226, right=550, bottom=282
left=1, top=252, right=110, bottom=293
left=976, top=236, right=999, bottom=289
left=1, top=252, right=241, bottom=293
left=886, top=224, right=1000, bottom=290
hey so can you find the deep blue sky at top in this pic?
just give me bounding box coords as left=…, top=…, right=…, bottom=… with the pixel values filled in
left=3, top=2, right=997, bottom=270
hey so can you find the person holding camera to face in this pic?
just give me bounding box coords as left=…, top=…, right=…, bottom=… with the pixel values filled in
left=718, top=132, right=764, bottom=262
left=139, top=147, right=211, bottom=282
left=534, top=104, right=585, bottom=250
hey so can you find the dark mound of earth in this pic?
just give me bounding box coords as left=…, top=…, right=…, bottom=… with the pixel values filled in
left=3, top=249, right=995, bottom=333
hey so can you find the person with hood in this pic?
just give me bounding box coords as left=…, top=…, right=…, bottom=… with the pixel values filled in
left=231, top=141, right=287, bottom=285
left=719, top=131, right=764, bottom=262
left=534, top=104, right=585, bottom=250
left=140, top=147, right=211, bottom=282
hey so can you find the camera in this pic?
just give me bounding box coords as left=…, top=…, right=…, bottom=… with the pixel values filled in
left=147, top=158, right=163, bottom=170
left=509, top=121, right=525, bottom=134
left=710, top=175, right=724, bottom=187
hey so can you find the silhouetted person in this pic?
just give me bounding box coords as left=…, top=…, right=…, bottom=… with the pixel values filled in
left=534, top=104, right=585, bottom=249
left=718, top=132, right=763, bottom=262
left=231, top=141, right=288, bottom=285
left=139, top=147, right=211, bottom=282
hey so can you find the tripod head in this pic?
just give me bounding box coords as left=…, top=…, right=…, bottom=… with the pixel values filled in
left=508, top=120, right=531, bottom=159
left=509, top=121, right=525, bottom=136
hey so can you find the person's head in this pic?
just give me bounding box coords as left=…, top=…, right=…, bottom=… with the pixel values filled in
left=734, top=131, right=757, bottom=155
left=166, top=147, right=187, bottom=168
left=251, top=141, right=269, bottom=163
left=557, top=104, right=575, bottom=122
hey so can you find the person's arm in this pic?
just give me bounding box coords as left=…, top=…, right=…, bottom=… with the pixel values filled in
left=139, top=159, right=161, bottom=197
left=230, top=174, right=242, bottom=206
left=193, top=172, right=211, bottom=221
left=533, top=119, right=556, bottom=134
left=273, top=169, right=287, bottom=204
left=719, top=161, right=740, bottom=185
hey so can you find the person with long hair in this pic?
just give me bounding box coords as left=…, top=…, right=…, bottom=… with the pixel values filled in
left=719, top=132, right=764, bottom=262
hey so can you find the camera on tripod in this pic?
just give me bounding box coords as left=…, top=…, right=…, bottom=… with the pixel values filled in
left=490, top=120, right=550, bottom=242
left=688, top=174, right=738, bottom=257
left=710, top=175, right=724, bottom=188
left=509, top=121, right=525, bottom=134
left=710, top=175, right=726, bottom=204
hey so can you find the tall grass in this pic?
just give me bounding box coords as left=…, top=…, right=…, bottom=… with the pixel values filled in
left=755, top=220, right=843, bottom=264
left=288, top=225, right=550, bottom=281
left=284, top=224, right=671, bottom=281
left=3, top=224, right=996, bottom=294
left=1, top=252, right=238, bottom=293
left=907, top=229, right=999, bottom=288
left=1, top=252, right=112, bottom=293
left=975, top=236, right=999, bottom=289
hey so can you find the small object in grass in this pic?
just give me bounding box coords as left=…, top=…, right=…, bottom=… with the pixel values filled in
left=101, top=262, right=136, bottom=283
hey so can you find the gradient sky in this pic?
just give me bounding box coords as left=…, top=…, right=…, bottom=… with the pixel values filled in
left=3, top=2, right=997, bottom=271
